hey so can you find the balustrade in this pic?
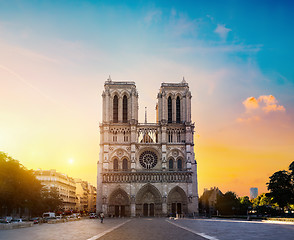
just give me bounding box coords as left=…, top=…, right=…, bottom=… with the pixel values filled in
left=102, top=171, right=192, bottom=183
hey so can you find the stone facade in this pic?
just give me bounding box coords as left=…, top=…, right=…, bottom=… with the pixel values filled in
left=96, top=79, right=198, bottom=217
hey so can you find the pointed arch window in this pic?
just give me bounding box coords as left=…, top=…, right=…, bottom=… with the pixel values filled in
left=123, top=95, right=128, bottom=123
left=177, top=159, right=182, bottom=171
left=113, top=159, right=118, bottom=171
left=176, top=96, right=181, bottom=123
left=113, top=95, right=118, bottom=123
left=122, top=158, right=128, bottom=171
left=169, top=159, right=174, bottom=171
left=168, top=96, right=172, bottom=123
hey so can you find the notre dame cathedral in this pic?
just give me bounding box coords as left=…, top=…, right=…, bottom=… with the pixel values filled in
left=96, top=78, right=198, bottom=217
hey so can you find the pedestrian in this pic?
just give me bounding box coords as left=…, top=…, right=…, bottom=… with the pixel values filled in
left=100, top=212, right=104, bottom=223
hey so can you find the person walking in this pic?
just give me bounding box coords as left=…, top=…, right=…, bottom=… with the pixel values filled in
left=100, top=212, right=104, bottom=223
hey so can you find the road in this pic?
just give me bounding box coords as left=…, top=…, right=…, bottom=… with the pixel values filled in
left=0, top=217, right=294, bottom=240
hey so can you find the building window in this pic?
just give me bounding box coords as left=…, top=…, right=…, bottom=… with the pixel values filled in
left=123, top=95, right=128, bottom=123
left=122, top=158, right=128, bottom=171
left=113, top=133, right=117, bottom=142
left=113, top=159, right=118, bottom=171
left=168, top=96, right=172, bottom=123
left=139, top=150, right=158, bottom=169
left=177, top=132, right=181, bottom=143
left=168, top=132, right=173, bottom=143
left=177, top=159, right=182, bottom=171
left=176, top=96, right=181, bottom=123
left=169, top=159, right=173, bottom=171
left=113, top=95, right=118, bottom=123
left=123, top=131, right=128, bottom=142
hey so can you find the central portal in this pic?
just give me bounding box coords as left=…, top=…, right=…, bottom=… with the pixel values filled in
left=136, top=184, right=162, bottom=217
left=143, top=203, right=155, bottom=216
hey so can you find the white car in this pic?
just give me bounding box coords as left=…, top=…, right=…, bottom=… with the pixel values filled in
left=11, top=218, right=22, bottom=223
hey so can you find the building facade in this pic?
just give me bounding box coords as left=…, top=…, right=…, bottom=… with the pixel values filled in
left=96, top=79, right=198, bottom=217
left=75, top=178, right=97, bottom=213
left=35, top=169, right=76, bottom=211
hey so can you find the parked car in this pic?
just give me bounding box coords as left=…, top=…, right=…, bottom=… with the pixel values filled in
left=0, top=216, right=13, bottom=223
left=30, top=217, right=42, bottom=224
left=11, top=218, right=23, bottom=223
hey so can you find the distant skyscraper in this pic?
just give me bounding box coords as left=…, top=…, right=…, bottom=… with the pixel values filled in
left=250, top=187, right=258, bottom=199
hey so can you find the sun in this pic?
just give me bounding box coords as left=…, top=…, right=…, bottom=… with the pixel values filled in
left=68, top=158, right=74, bottom=164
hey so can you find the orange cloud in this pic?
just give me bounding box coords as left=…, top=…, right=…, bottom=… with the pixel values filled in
left=238, top=94, right=285, bottom=122
left=242, top=96, right=259, bottom=111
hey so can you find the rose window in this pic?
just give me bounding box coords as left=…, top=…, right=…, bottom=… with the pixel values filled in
left=139, top=151, right=158, bottom=169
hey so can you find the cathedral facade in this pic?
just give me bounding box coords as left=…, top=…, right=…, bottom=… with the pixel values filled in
left=96, top=79, right=198, bottom=217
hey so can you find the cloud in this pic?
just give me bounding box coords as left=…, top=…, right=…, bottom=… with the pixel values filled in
left=144, top=10, right=162, bottom=24
left=243, top=97, right=259, bottom=111
left=214, top=24, right=231, bottom=40
left=237, top=95, right=285, bottom=122
left=237, top=116, right=260, bottom=123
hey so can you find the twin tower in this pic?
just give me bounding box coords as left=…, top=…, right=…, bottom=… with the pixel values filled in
left=97, top=78, right=198, bottom=217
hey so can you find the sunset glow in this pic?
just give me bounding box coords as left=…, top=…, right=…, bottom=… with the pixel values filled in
left=1, top=1, right=293, bottom=197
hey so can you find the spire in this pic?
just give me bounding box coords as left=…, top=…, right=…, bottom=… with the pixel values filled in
left=182, top=76, right=186, bottom=83
left=107, top=75, right=112, bottom=82
left=145, top=107, right=147, bottom=124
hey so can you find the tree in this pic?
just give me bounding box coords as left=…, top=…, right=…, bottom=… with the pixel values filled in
left=267, top=170, right=293, bottom=209
left=40, top=187, right=63, bottom=212
left=0, top=151, right=63, bottom=217
left=216, top=191, right=239, bottom=215
left=0, top=152, right=42, bottom=216
left=238, top=196, right=252, bottom=215
left=289, top=161, right=294, bottom=176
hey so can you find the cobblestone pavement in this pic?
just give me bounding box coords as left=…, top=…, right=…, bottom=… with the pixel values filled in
left=1, top=217, right=294, bottom=240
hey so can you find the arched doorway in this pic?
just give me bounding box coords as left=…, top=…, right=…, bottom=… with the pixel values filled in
left=108, top=188, right=130, bottom=217
left=136, top=184, right=162, bottom=217
left=167, top=186, right=188, bottom=216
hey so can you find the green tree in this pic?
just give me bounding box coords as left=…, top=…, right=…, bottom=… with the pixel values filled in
left=267, top=170, right=293, bottom=209
left=238, top=196, right=252, bottom=215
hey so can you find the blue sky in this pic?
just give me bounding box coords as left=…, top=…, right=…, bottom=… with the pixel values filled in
left=1, top=0, right=294, bottom=196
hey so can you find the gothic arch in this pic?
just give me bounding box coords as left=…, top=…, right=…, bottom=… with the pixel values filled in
left=167, top=186, right=188, bottom=215
left=109, top=148, right=130, bottom=160
left=108, top=188, right=130, bottom=217
left=135, top=184, right=162, bottom=216
left=120, top=90, right=131, bottom=99
left=168, top=157, right=174, bottom=171
left=113, top=94, right=119, bottom=123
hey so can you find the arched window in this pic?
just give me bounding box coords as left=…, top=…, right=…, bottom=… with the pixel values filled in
left=169, top=159, right=174, bottom=171
left=176, top=96, right=181, bottom=123
left=122, top=158, right=128, bottom=170
left=113, top=95, right=118, bottom=123
left=168, top=96, right=172, bottom=123
left=123, top=95, right=128, bottom=123
left=113, top=159, right=118, bottom=171
left=177, top=159, right=182, bottom=171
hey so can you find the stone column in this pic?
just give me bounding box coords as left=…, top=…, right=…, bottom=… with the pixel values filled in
left=105, top=91, right=110, bottom=122
left=162, top=92, right=167, bottom=121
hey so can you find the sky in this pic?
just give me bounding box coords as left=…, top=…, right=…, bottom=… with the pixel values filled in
left=1, top=0, right=294, bottom=197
